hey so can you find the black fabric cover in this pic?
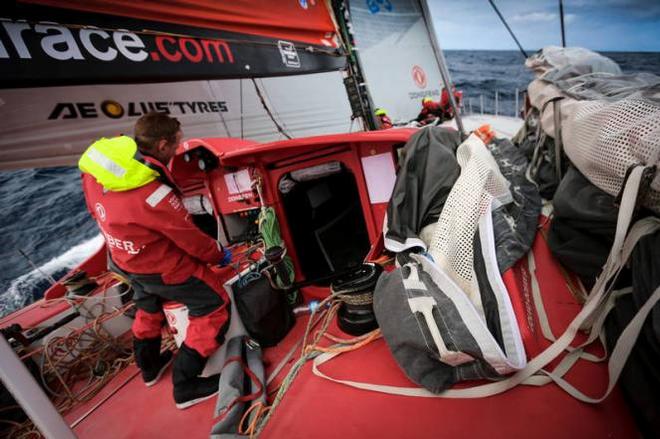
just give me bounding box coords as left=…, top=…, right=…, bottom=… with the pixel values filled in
left=232, top=276, right=293, bottom=348
left=385, top=128, right=540, bottom=272
left=513, top=109, right=567, bottom=200
left=385, top=127, right=462, bottom=249
left=547, top=166, right=618, bottom=287
left=605, top=230, right=660, bottom=438
left=374, top=257, right=499, bottom=393
left=489, top=138, right=542, bottom=272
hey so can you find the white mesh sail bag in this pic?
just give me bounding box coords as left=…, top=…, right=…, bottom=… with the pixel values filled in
left=562, top=93, right=660, bottom=214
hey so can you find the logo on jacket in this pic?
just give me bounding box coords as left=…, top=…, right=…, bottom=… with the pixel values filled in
left=95, top=202, right=106, bottom=222
left=412, top=65, right=427, bottom=89
left=278, top=41, right=301, bottom=68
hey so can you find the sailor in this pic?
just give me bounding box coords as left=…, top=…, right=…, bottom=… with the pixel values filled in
left=439, top=86, right=463, bottom=120
left=375, top=108, right=393, bottom=129
left=78, top=112, right=232, bottom=409
left=416, top=88, right=463, bottom=126
left=415, top=96, right=443, bottom=125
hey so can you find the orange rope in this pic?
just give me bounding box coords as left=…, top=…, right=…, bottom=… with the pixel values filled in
left=323, top=330, right=376, bottom=344
left=8, top=299, right=135, bottom=438
left=310, top=329, right=381, bottom=354
left=238, top=401, right=271, bottom=438
left=253, top=296, right=382, bottom=436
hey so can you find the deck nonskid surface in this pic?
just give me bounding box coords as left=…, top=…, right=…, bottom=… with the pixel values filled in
left=67, top=231, right=639, bottom=438
left=259, top=336, right=636, bottom=439
left=67, top=364, right=217, bottom=438
left=64, top=313, right=312, bottom=439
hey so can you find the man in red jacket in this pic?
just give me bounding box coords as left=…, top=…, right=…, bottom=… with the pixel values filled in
left=415, top=97, right=443, bottom=125
left=79, top=112, right=231, bottom=409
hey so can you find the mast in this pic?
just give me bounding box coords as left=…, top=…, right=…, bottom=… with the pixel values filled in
left=331, top=0, right=379, bottom=131
left=418, top=0, right=466, bottom=137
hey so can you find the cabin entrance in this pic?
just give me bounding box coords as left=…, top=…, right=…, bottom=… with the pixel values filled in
left=280, top=162, right=370, bottom=282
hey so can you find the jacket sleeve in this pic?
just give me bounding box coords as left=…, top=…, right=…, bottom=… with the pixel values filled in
left=142, top=185, right=224, bottom=264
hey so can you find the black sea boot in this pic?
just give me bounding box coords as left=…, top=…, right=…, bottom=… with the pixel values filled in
left=172, top=343, right=220, bottom=409
left=133, top=337, right=173, bottom=387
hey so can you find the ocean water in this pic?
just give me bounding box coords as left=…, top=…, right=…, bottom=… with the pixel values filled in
left=445, top=50, right=660, bottom=116
left=1, top=50, right=659, bottom=317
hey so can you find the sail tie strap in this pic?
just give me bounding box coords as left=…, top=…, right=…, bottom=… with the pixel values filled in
left=311, top=166, right=660, bottom=402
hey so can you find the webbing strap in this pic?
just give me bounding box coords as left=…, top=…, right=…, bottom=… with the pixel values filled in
left=528, top=250, right=609, bottom=363
left=552, top=99, right=564, bottom=181
left=522, top=287, right=632, bottom=387
left=312, top=167, right=659, bottom=402
left=528, top=251, right=554, bottom=342
left=539, top=286, right=660, bottom=403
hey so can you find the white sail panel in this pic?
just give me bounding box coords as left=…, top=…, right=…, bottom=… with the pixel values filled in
left=0, top=71, right=353, bottom=170
left=350, top=0, right=444, bottom=123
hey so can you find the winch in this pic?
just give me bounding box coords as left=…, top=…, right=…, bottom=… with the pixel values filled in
left=330, top=263, right=383, bottom=336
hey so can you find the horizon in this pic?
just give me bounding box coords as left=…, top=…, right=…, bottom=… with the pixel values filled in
left=430, top=0, right=660, bottom=53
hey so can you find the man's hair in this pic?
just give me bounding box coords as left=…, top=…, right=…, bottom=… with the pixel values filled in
left=134, top=111, right=181, bottom=154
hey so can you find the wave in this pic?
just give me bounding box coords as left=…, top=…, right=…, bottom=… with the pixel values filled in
left=0, top=234, right=104, bottom=318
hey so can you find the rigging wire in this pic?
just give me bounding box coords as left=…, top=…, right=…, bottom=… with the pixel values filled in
left=17, top=249, right=57, bottom=285
left=258, top=78, right=292, bottom=136
left=559, top=0, right=567, bottom=47
left=251, top=78, right=293, bottom=140
left=487, top=0, right=529, bottom=58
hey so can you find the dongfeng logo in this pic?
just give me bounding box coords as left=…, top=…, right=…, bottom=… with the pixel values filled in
left=412, top=65, right=427, bottom=89
left=278, top=41, right=301, bottom=68
left=95, top=203, right=106, bottom=222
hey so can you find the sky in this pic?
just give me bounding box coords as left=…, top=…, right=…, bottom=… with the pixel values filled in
left=429, top=0, right=660, bottom=52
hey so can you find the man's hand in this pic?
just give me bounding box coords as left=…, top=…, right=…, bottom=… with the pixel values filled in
left=219, top=248, right=233, bottom=266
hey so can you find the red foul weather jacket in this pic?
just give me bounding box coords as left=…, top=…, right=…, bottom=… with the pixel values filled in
left=81, top=161, right=225, bottom=286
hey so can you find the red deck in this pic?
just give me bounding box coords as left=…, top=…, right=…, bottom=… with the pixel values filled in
left=65, top=315, right=637, bottom=439
left=14, top=222, right=639, bottom=438
left=66, top=365, right=217, bottom=437
left=64, top=226, right=639, bottom=438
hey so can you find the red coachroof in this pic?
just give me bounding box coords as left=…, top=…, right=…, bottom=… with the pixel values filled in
left=220, top=128, right=419, bottom=166
left=178, top=137, right=260, bottom=157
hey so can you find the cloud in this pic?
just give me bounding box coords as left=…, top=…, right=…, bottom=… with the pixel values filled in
left=511, top=12, right=557, bottom=23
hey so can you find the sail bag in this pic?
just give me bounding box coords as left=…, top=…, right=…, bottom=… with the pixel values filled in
left=376, top=130, right=540, bottom=392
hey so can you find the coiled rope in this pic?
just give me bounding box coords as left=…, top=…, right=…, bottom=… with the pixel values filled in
left=246, top=293, right=381, bottom=438
left=5, top=272, right=175, bottom=438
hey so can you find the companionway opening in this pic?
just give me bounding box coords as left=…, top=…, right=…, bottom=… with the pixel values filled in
left=280, top=162, right=370, bottom=283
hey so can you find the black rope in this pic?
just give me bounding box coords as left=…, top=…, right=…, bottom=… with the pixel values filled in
left=250, top=78, right=292, bottom=140
left=487, top=0, right=528, bottom=58
left=559, top=0, right=566, bottom=47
